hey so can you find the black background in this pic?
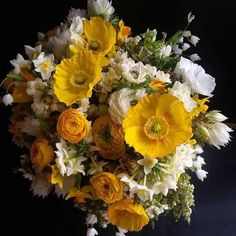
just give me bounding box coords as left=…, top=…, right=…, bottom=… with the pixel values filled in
left=0, top=0, right=236, bottom=235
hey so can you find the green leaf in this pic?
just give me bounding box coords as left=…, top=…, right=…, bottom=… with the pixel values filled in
left=6, top=73, right=24, bottom=81
left=167, top=30, right=183, bottom=46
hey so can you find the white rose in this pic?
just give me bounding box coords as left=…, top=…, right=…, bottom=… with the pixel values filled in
left=174, top=57, right=216, bottom=97
left=108, top=88, right=133, bottom=125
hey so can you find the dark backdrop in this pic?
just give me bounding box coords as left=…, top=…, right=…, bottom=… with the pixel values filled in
left=0, top=0, right=236, bottom=236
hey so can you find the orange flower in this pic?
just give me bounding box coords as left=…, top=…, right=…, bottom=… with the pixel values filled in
left=66, top=186, right=94, bottom=203
left=92, top=115, right=125, bottom=160
left=12, top=82, right=32, bottom=103
left=108, top=199, right=149, bottom=231
left=57, top=109, right=90, bottom=143
left=90, top=172, right=123, bottom=203
left=118, top=20, right=131, bottom=41
left=30, top=139, right=54, bottom=172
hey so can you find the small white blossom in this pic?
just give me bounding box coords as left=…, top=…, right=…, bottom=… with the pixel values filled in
left=196, top=169, right=208, bottom=181
left=33, top=52, right=55, bottom=80
left=169, top=81, right=197, bottom=112
left=86, top=214, right=98, bottom=226
left=87, top=228, right=98, bottom=236
left=78, top=98, right=90, bottom=114
left=87, top=161, right=108, bottom=175
left=88, top=0, right=115, bottom=19
left=137, top=156, right=158, bottom=175
left=187, top=12, right=195, bottom=23
left=154, top=70, right=171, bottom=83
left=173, top=45, right=183, bottom=55
left=10, top=54, right=31, bottom=74
left=2, top=94, right=13, bottom=106
left=183, top=30, right=191, bottom=37
left=146, top=204, right=169, bottom=219
left=190, top=53, right=201, bottom=62
left=116, top=227, right=127, bottom=236
left=24, top=44, right=42, bottom=59
left=182, top=43, right=191, bottom=51
left=159, top=45, right=172, bottom=57
left=190, top=35, right=200, bottom=46
left=67, top=8, right=87, bottom=21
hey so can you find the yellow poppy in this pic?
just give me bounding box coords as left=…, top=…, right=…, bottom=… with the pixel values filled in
left=108, top=199, right=149, bottom=231
left=123, top=93, right=192, bottom=158
left=53, top=49, right=102, bottom=106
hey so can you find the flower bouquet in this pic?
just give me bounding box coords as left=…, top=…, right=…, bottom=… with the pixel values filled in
left=1, top=0, right=232, bottom=235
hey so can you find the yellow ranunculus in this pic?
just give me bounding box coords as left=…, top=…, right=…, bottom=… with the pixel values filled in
left=123, top=93, right=192, bottom=158
left=57, top=109, right=90, bottom=143
left=53, top=49, right=102, bottom=106
left=83, top=16, right=116, bottom=56
left=12, top=82, right=32, bottom=103
left=30, top=139, right=54, bottom=172
left=117, top=20, right=131, bottom=41
left=92, top=115, right=125, bottom=160
left=107, top=199, right=149, bottom=231
left=90, top=172, right=123, bottom=203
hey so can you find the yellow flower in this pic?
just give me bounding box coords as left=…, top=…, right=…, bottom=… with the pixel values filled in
left=190, top=95, right=209, bottom=118
left=149, top=80, right=168, bottom=93
left=123, top=93, right=192, bottom=158
left=53, top=49, right=102, bottom=106
left=49, top=165, right=63, bottom=189
left=57, top=109, right=90, bottom=143
left=83, top=17, right=116, bottom=56
left=107, top=199, right=149, bottom=232
left=90, top=172, right=123, bottom=203
left=92, top=115, right=125, bottom=160
left=66, top=186, right=94, bottom=203
left=30, top=139, right=54, bottom=172
left=118, top=20, right=131, bottom=41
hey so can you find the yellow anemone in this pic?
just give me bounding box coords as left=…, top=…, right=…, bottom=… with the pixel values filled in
left=83, top=16, right=116, bottom=56
left=123, top=93, right=192, bottom=158
left=53, top=49, right=102, bottom=106
left=108, top=199, right=149, bottom=232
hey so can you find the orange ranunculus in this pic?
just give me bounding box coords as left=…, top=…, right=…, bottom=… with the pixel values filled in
left=30, top=139, right=54, bottom=172
left=108, top=199, right=149, bottom=232
left=57, top=109, right=90, bottom=143
left=90, top=172, right=123, bottom=204
left=92, top=115, right=125, bottom=160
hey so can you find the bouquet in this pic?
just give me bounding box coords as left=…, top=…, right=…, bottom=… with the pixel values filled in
left=1, top=0, right=233, bottom=235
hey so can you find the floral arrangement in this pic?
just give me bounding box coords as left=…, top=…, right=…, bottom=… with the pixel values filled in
left=1, top=0, right=232, bottom=235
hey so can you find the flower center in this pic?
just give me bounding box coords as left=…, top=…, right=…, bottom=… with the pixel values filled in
left=144, top=116, right=169, bottom=140
left=71, top=71, right=89, bottom=87
left=89, top=40, right=101, bottom=51
left=40, top=61, right=51, bottom=72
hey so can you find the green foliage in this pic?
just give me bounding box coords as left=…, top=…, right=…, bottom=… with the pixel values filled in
left=162, top=173, right=195, bottom=224
left=75, top=141, right=90, bottom=155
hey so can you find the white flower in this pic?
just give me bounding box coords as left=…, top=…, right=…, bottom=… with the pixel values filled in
left=87, top=161, right=108, bottom=175
left=174, top=57, right=216, bottom=97
left=67, top=8, right=87, bottom=21
left=183, top=30, right=191, bottom=37
left=24, top=44, right=42, bottom=59
left=120, top=175, right=155, bottom=201
left=78, top=98, right=90, bottom=114
left=31, top=173, right=52, bottom=198
left=159, top=45, right=172, bottom=57
left=187, top=12, right=195, bottom=24
left=69, top=16, right=84, bottom=43
left=86, top=214, right=98, bottom=226
left=108, top=88, right=133, bottom=124
left=169, top=81, right=197, bottom=112
left=10, top=54, right=31, bottom=74
left=190, top=35, right=200, bottom=46
left=2, top=94, right=13, bottom=106
left=135, top=89, right=147, bottom=100
left=137, top=156, right=158, bottom=175
left=154, top=70, right=171, bottom=83
left=153, top=175, right=177, bottom=196
left=146, top=204, right=168, bottom=219
left=18, top=117, right=43, bottom=137
left=207, top=123, right=232, bottom=149
left=87, top=228, right=98, bottom=236
left=196, top=169, right=208, bottom=181
left=88, top=0, right=114, bottom=19
left=55, top=139, right=87, bottom=176
left=116, top=227, right=127, bottom=236
left=33, top=52, right=55, bottom=80
left=205, top=110, right=228, bottom=123
left=173, top=45, right=183, bottom=55
left=190, top=53, right=201, bottom=62
left=182, top=43, right=191, bottom=51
